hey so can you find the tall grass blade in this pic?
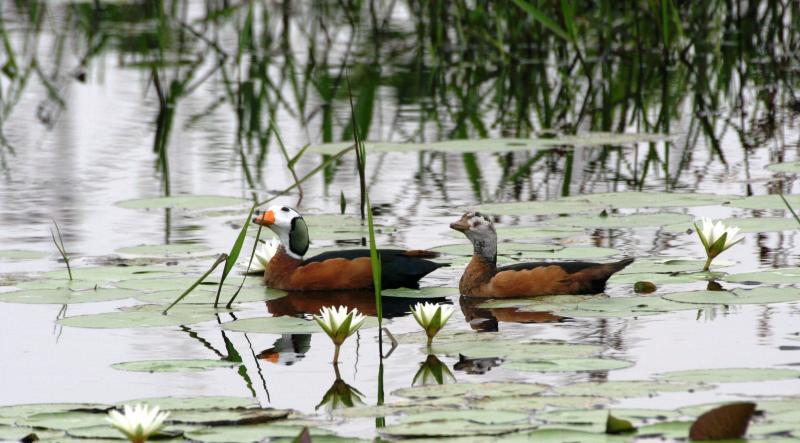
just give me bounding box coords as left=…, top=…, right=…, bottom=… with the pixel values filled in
left=226, top=224, right=263, bottom=308
left=340, top=190, right=347, bottom=214
left=214, top=204, right=256, bottom=307
left=257, top=146, right=355, bottom=206
left=511, top=0, right=569, bottom=40
left=163, top=254, right=228, bottom=314
left=780, top=193, right=800, bottom=227
left=50, top=220, right=72, bottom=280
left=346, top=75, right=367, bottom=220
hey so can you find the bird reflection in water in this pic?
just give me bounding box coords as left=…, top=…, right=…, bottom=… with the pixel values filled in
left=256, top=290, right=449, bottom=365
left=459, top=295, right=566, bottom=332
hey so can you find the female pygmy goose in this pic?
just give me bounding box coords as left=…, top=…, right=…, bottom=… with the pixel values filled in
left=450, top=212, right=633, bottom=298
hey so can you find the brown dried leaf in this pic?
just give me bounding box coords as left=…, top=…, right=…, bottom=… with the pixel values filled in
left=689, top=402, right=756, bottom=440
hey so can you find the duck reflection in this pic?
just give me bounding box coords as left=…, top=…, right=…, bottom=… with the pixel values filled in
left=459, top=295, right=566, bottom=332
left=316, top=364, right=365, bottom=414
left=453, top=354, right=504, bottom=375
left=256, top=334, right=310, bottom=366
left=412, top=354, right=456, bottom=386
left=267, top=290, right=448, bottom=318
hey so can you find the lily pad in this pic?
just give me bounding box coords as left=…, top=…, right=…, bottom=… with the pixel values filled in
left=119, top=396, right=257, bottom=411
left=14, top=280, right=107, bottom=290
left=431, top=339, right=601, bottom=361
left=66, top=424, right=187, bottom=440
left=493, top=226, right=585, bottom=239
left=58, top=304, right=224, bottom=328
left=767, top=161, right=800, bottom=173
left=723, top=268, right=800, bottom=284
left=557, top=213, right=693, bottom=229
left=115, top=244, right=210, bottom=256
left=42, top=266, right=180, bottom=282
left=222, top=315, right=379, bottom=334
left=636, top=421, right=693, bottom=438
left=167, top=408, right=289, bottom=425
left=475, top=200, right=600, bottom=216
left=504, top=358, right=633, bottom=373
left=382, top=287, right=458, bottom=298
left=554, top=380, right=705, bottom=397
left=17, top=411, right=109, bottom=430
left=567, top=191, right=737, bottom=209
left=111, top=359, right=239, bottom=373
left=659, top=368, right=800, bottom=383
left=473, top=395, right=609, bottom=412
left=0, top=288, right=138, bottom=304
left=663, top=288, right=800, bottom=305
left=574, top=296, right=703, bottom=314
left=399, top=410, right=530, bottom=425
left=0, top=426, right=65, bottom=441
left=394, top=382, right=549, bottom=400
left=0, top=249, right=47, bottom=260
left=522, top=247, right=620, bottom=260
left=380, top=419, right=536, bottom=438
left=136, top=287, right=287, bottom=304
left=185, top=424, right=332, bottom=442
left=0, top=403, right=107, bottom=420
left=116, top=195, right=247, bottom=210
left=619, top=258, right=734, bottom=275
left=115, top=277, right=230, bottom=292
left=608, top=271, right=712, bottom=285
left=730, top=194, right=800, bottom=211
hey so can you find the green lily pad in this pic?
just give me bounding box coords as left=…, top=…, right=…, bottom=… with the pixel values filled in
left=619, top=258, right=734, bottom=275
left=0, top=426, right=65, bottom=441
left=522, top=247, right=620, bottom=260
left=42, top=266, right=180, bottom=282
left=380, top=419, right=536, bottom=438
left=394, top=382, right=549, bottom=400
left=382, top=287, right=458, bottom=298
left=66, top=424, right=187, bottom=440
left=0, top=288, right=138, bottom=304
left=0, top=403, right=107, bottom=420
left=557, top=213, right=694, bottom=229
left=119, top=396, right=257, bottom=410
left=493, top=226, right=585, bottom=239
left=472, top=395, right=609, bottom=412
left=519, top=429, right=631, bottom=443
left=574, top=296, right=703, bottom=313
left=136, top=287, right=287, bottom=304
left=0, top=249, right=48, bottom=260
left=475, top=200, right=600, bottom=216
left=538, top=409, right=607, bottom=432
left=58, top=304, right=224, bottom=329
left=567, top=192, right=737, bottom=209
left=553, top=380, right=705, bottom=397
left=184, top=424, right=332, bottom=442
left=767, top=161, right=800, bottom=173
left=115, top=277, right=229, bottom=292
left=222, top=315, right=379, bottom=334
left=116, top=195, right=247, bottom=210
left=723, top=268, right=800, bottom=284
left=636, top=421, right=693, bottom=438
left=730, top=194, right=800, bottom=211
left=663, top=288, right=800, bottom=305
left=167, top=408, right=289, bottom=425
left=665, top=216, right=799, bottom=233
left=659, top=368, right=800, bottom=383
left=504, top=358, right=633, bottom=373
left=431, top=340, right=601, bottom=361
left=115, top=244, right=210, bottom=256
left=17, top=411, right=108, bottom=430
left=14, top=280, right=107, bottom=290
left=399, top=410, right=530, bottom=425
left=111, top=359, right=239, bottom=373
left=608, top=271, right=712, bottom=285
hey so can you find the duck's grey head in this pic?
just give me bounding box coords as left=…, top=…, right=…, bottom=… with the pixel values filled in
left=253, top=205, right=309, bottom=259
left=449, top=212, right=497, bottom=263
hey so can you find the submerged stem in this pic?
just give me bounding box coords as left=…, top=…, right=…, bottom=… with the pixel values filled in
left=333, top=344, right=341, bottom=364
left=426, top=335, right=433, bottom=347
left=703, top=255, right=713, bottom=272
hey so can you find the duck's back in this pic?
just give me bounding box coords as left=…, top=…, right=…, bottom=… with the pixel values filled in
left=302, top=249, right=446, bottom=289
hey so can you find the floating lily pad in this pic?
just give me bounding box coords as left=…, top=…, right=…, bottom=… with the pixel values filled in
left=659, top=368, right=800, bottom=383
left=557, top=213, right=693, bottom=229
left=66, top=424, right=187, bottom=440
left=504, top=358, right=633, bottom=373
left=767, top=161, right=800, bottom=173
left=399, top=410, right=530, bottom=425
left=58, top=304, right=224, bottom=329
left=0, top=403, right=107, bottom=420
left=42, top=266, right=179, bottom=282
left=636, top=421, right=693, bottom=438
left=431, top=340, right=601, bottom=361
left=493, top=226, right=585, bottom=239
left=608, top=271, right=712, bottom=285
left=665, top=216, right=799, bottom=233
left=115, top=244, right=210, bottom=256
left=120, top=396, right=257, bottom=411
left=723, top=268, right=800, bottom=284
left=553, top=380, right=704, bottom=397
left=574, top=296, right=703, bottom=314
left=393, top=382, right=549, bottom=400
left=0, top=250, right=48, bottom=260
left=380, top=419, right=536, bottom=438
left=382, top=287, right=457, bottom=298
left=522, top=247, right=620, bottom=260
left=17, top=411, right=109, bottom=430
left=14, top=280, right=107, bottom=290
left=566, top=192, right=737, bottom=209
left=663, top=288, right=800, bottom=305
left=618, top=258, right=734, bottom=275
left=184, top=424, right=332, bottom=442
left=136, top=287, right=287, bottom=304
left=222, top=315, right=379, bottom=334
left=0, top=426, right=65, bottom=441
left=473, top=395, right=609, bottom=412
left=475, top=200, right=600, bottom=216
left=116, top=195, right=247, bottom=210
left=0, top=288, right=138, bottom=304
left=167, top=408, right=289, bottom=425
left=111, top=359, right=238, bottom=373
left=730, top=194, right=800, bottom=211
left=115, top=277, right=227, bottom=292
left=520, top=429, right=631, bottom=443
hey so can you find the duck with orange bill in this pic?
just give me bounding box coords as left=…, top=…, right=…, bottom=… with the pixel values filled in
left=252, top=206, right=447, bottom=291
left=450, top=212, right=633, bottom=298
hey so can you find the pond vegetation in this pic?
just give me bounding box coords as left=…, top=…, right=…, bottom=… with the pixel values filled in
left=1, top=0, right=800, bottom=441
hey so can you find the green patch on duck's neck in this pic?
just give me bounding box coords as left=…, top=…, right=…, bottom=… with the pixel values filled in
left=289, top=217, right=310, bottom=258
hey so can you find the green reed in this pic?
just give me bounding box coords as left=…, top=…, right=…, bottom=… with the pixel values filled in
left=49, top=220, right=72, bottom=281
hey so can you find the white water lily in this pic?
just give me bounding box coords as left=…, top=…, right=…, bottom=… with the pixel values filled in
left=411, top=302, right=454, bottom=346
left=695, top=218, right=744, bottom=271
left=106, top=404, right=169, bottom=443
left=314, top=306, right=367, bottom=363
left=249, top=237, right=280, bottom=272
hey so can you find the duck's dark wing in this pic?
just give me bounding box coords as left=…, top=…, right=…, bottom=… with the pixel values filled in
left=303, top=249, right=447, bottom=289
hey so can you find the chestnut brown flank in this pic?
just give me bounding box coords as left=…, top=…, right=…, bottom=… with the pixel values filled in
left=266, top=248, right=374, bottom=290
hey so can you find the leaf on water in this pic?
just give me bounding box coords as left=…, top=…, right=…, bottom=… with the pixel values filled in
left=659, top=368, right=800, bottom=383
left=634, top=281, right=657, bottom=294
left=475, top=200, right=600, bottom=216
left=0, top=404, right=108, bottom=420
left=606, top=413, right=637, bottom=434
left=431, top=339, right=602, bottom=362
left=0, top=250, right=48, bottom=260
left=137, top=287, right=286, bottom=304
left=380, top=419, right=537, bottom=438
left=184, top=424, right=333, bottom=442
left=398, top=410, right=529, bottom=425
left=563, top=191, right=738, bottom=209
left=119, top=396, right=257, bottom=411
left=556, top=213, right=694, bottom=229
left=116, top=195, right=247, bottom=210
left=167, top=408, right=290, bottom=425
left=767, top=161, right=800, bottom=173
left=115, top=244, right=210, bottom=256
left=0, top=288, right=138, bottom=304
left=58, top=304, right=224, bottom=329
left=393, top=382, right=549, bottom=400
left=504, top=358, right=633, bottom=373
left=688, top=402, right=756, bottom=441
left=722, top=268, right=800, bottom=284
left=663, top=288, right=800, bottom=305
left=16, top=411, right=109, bottom=430
left=553, top=380, right=707, bottom=397
left=110, top=359, right=238, bottom=373
left=730, top=194, right=800, bottom=211
left=221, top=315, right=380, bottom=334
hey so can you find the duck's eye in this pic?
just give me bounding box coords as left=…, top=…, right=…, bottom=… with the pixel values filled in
left=474, top=211, right=482, bottom=217
left=281, top=207, right=290, bottom=212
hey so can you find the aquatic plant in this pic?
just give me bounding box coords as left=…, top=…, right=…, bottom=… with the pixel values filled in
left=695, top=218, right=744, bottom=271
left=49, top=220, right=72, bottom=280
left=411, top=302, right=454, bottom=346
left=314, top=306, right=367, bottom=363
left=413, top=354, right=456, bottom=386
left=106, top=404, right=169, bottom=443
left=248, top=237, right=280, bottom=273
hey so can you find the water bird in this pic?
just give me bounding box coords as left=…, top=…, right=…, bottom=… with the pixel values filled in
left=450, top=212, right=633, bottom=298
left=253, top=206, right=446, bottom=290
